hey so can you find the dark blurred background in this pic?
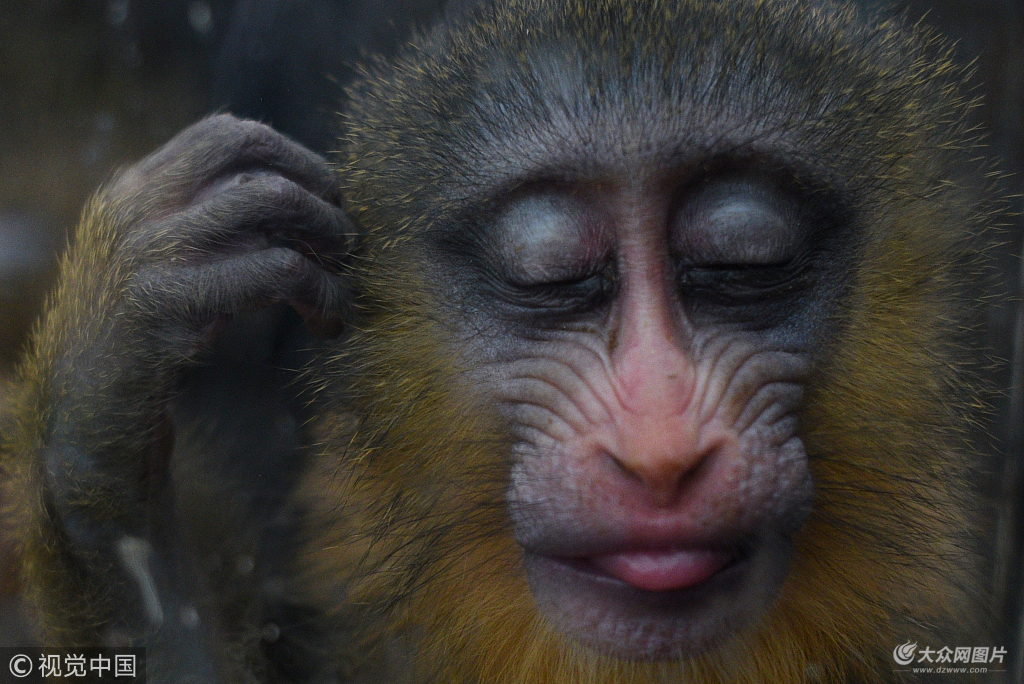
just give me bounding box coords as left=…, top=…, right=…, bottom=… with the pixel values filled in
left=0, top=0, right=1022, bottom=675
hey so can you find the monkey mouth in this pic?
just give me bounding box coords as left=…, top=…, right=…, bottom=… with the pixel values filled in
left=535, top=545, right=744, bottom=597
left=584, top=547, right=736, bottom=591
left=522, top=539, right=787, bottom=658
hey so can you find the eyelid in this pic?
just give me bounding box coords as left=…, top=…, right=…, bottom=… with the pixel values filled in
left=672, top=181, right=804, bottom=265
left=495, top=193, right=610, bottom=285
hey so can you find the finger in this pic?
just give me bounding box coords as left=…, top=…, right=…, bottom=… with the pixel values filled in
left=116, top=114, right=342, bottom=205
left=123, top=173, right=356, bottom=271
left=130, top=248, right=350, bottom=335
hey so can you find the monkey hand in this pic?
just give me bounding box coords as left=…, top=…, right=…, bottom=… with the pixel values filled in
left=30, top=114, right=352, bottom=641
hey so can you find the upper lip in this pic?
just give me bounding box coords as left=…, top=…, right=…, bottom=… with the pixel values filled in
left=511, top=498, right=758, bottom=559
left=517, top=524, right=753, bottom=560
left=524, top=544, right=747, bottom=596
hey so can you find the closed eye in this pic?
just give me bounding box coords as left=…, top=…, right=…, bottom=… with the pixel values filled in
left=677, top=256, right=812, bottom=305
left=497, top=271, right=616, bottom=316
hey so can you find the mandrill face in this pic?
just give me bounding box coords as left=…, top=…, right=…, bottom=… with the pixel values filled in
left=485, top=179, right=821, bottom=657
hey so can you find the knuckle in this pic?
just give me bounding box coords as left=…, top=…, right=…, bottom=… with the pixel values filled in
left=265, top=249, right=313, bottom=295
left=278, top=248, right=309, bottom=278
left=235, top=119, right=285, bottom=156
left=266, top=176, right=307, bottom=209
left=205, top=112, right=244, bottom=128
left=192, top=113, right=250, bottom=141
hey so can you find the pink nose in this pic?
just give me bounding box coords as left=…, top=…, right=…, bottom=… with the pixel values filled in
left=612, top=327, right=695, bottom=419
left=601, top=410, right=721, bottom=506
left=606, top=326, right=715, bottom=504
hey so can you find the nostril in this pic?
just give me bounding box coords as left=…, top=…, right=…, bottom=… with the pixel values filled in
left=602, top=449, right=703, bottom=507
left=603, top=449, right=643, bottom=482
left=599, top=429, right=725, bottom=508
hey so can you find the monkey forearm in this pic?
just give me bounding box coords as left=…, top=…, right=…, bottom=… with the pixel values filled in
left=4, top=197, right=185, bottom=644
left=5, top=114, right=352, bottom=648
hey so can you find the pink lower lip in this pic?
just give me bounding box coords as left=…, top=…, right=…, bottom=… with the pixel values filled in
left=588, top=548, right=732, bottom=591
